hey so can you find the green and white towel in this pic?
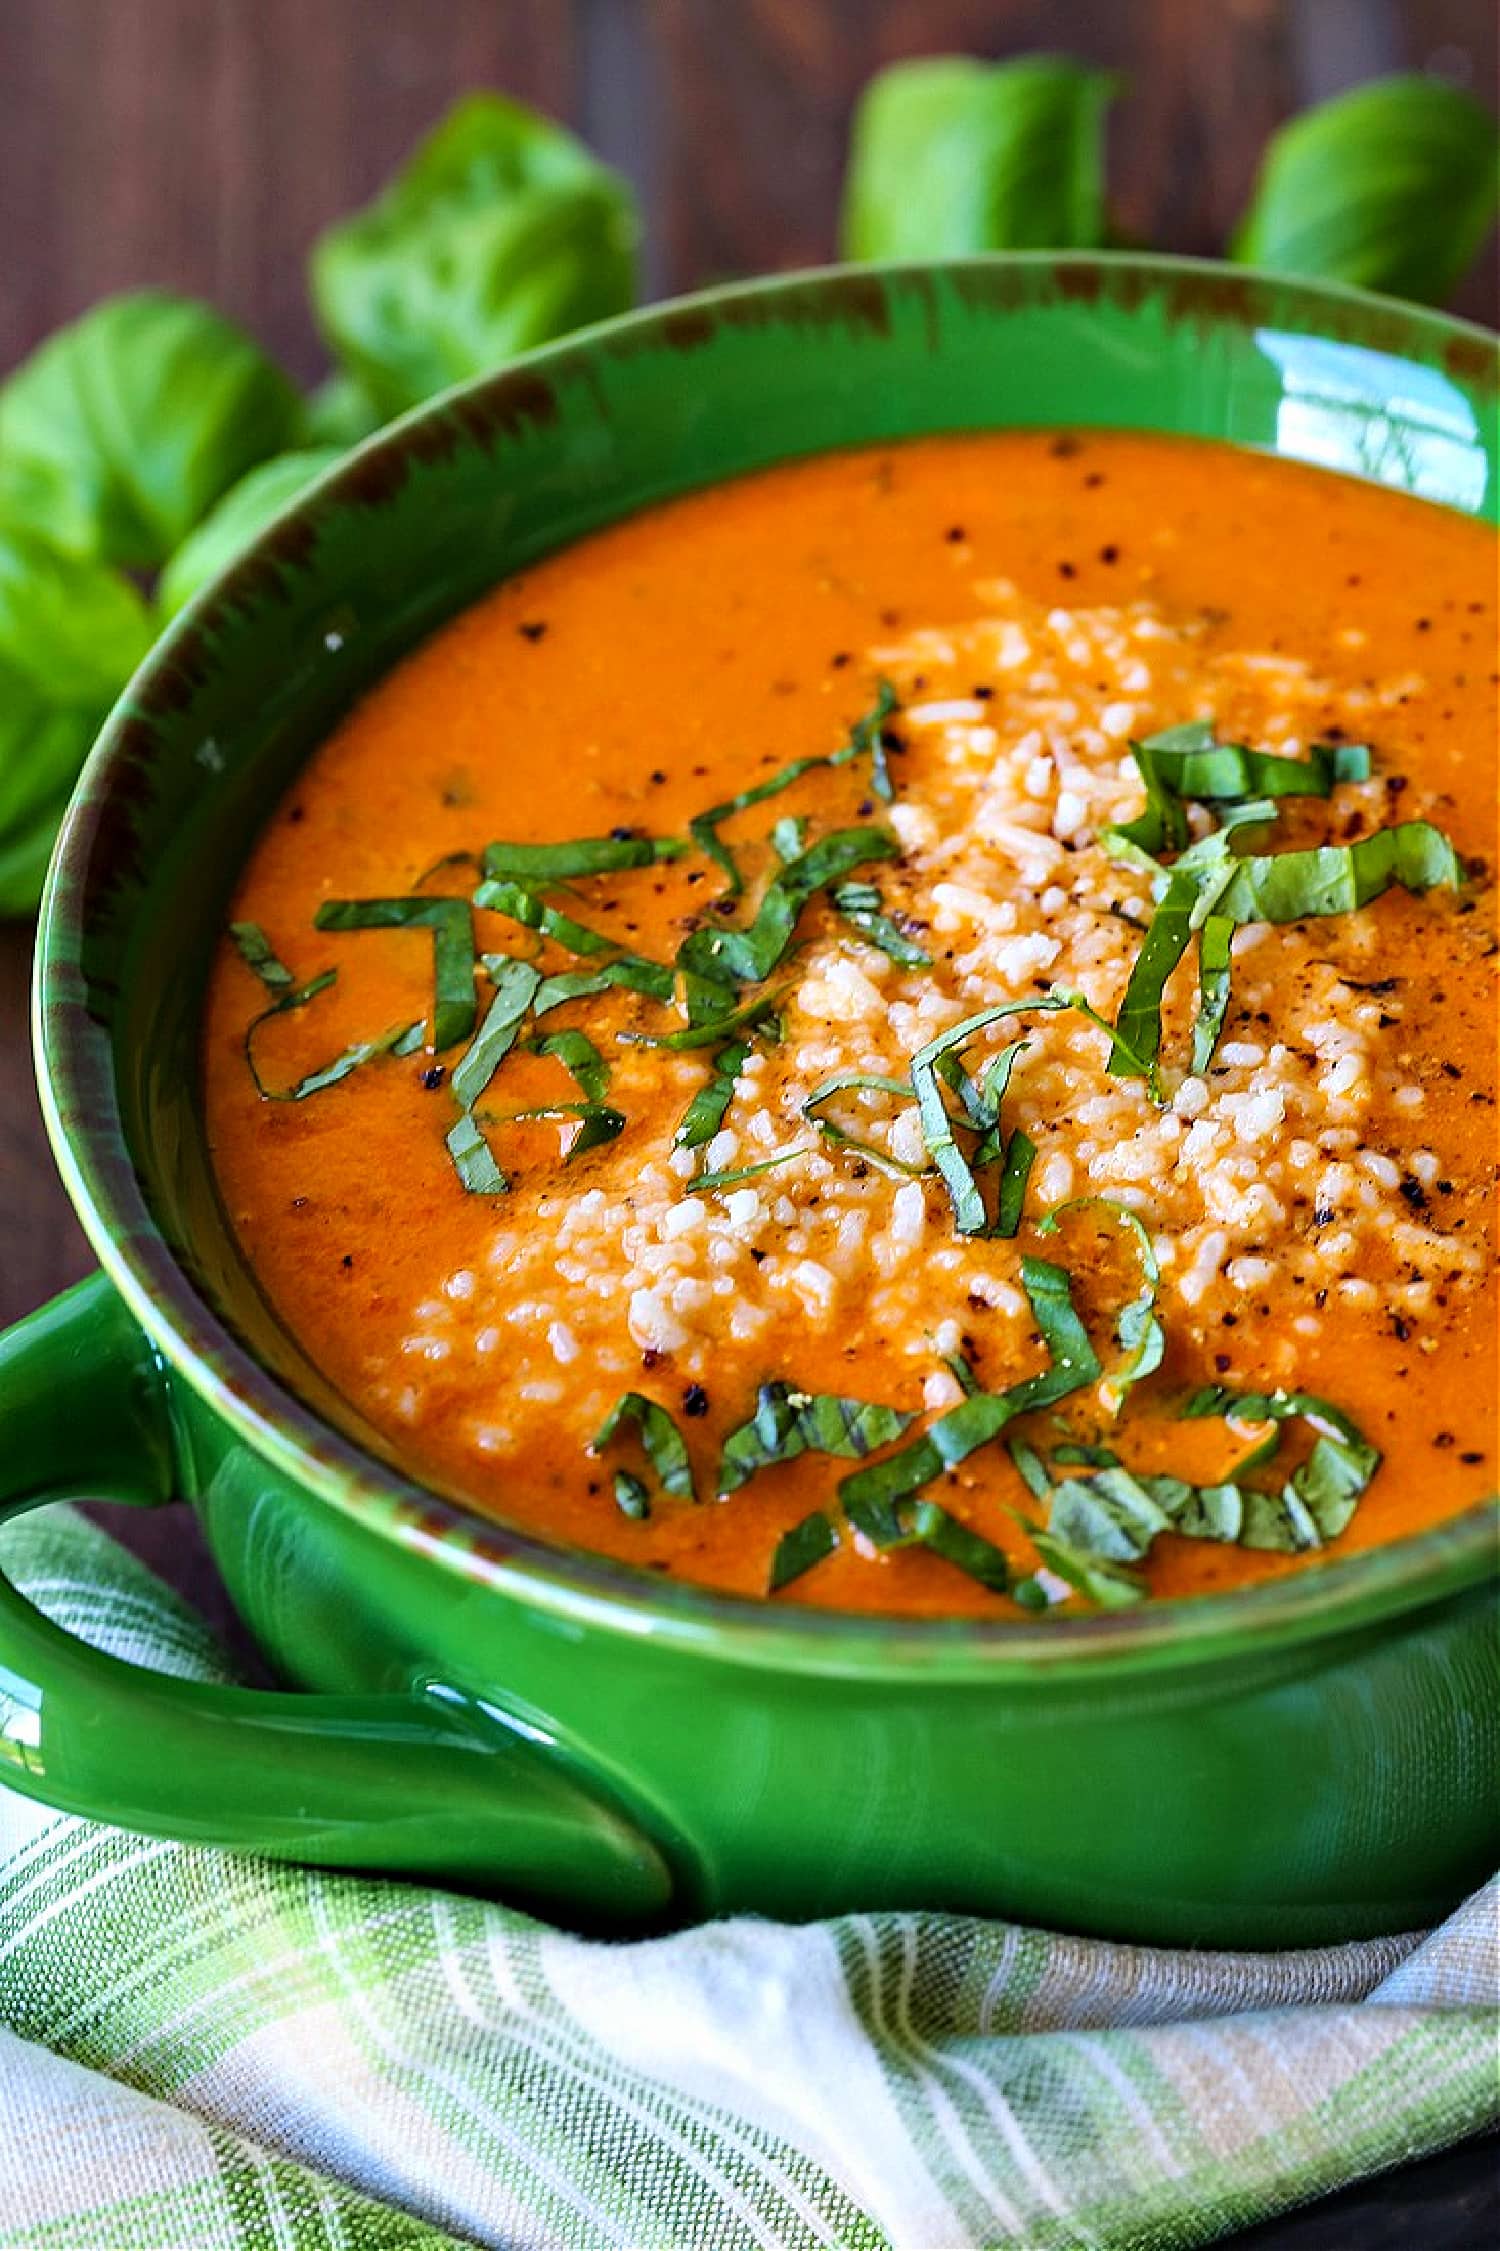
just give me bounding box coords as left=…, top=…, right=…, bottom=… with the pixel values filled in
left=0, top=1505, right=1494, bottom=2251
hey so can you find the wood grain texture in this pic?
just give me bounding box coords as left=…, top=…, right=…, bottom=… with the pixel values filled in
left=0, top=9, right=1496, bottom=2237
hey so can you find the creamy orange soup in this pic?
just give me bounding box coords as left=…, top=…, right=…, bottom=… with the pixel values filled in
left=204, top=433, right=1498, bottom=1616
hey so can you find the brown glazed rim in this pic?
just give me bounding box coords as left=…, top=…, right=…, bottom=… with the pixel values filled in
left=35, top=254, right=1500, bottom=1680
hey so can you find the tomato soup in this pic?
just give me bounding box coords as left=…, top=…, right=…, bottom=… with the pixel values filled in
left=203, top=432, right=1498, bottom=1616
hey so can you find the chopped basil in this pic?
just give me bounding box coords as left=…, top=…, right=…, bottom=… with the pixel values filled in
left=1211, top=820, right=1462, bottom=923
left=841, top=1485, right=1012, bottom=1593
left=445, top=1111, right=508, bottom=1194
left=718, top=1382, right=915, bottom=1494
left=532, top=962, right=668, bottom=1013
left=1191, top=913, right=1234, bottom=1074
left=679, top=826, right=899, bottom=991
left=245, top=969, right=424, bottom=1105
left=1109, top=864, right=1202, bottom=1082
left=1008, top=1384, right=1381, bottom=1599
left=530, top=1027, right=610, bottom=1103
left=449, top=958, right=542, bottom=1111
left=476, top=1101, right=626, bottom=1159
left=1107, top=723, right=1372, bottom=857
left=1039, top=1198, right=1163, bottom=1415
left=593, top=1393, right=696, bottom=1502
left=1111, top=818, right=1463, bottom=1085
left=688, top=679, right=899, bottom=894
left=1006, top=1435, right=1053, bottom=1499
left=832, top=879, right=931, bottom=967
left=629, top=985, right=787, bottom=1052
left=613, top=1470, right=651, bottom=1521
left=802, top=1070, right=929, bottom=1176
left=768, top=1510, right=840, bottom=1593
left=909, top=1007, right=1046, bottom=1234
left=314, top=895, right=476, bottom=1050
left=674, top=1039, right=749, bottom=1149
left=1025, top=1525, right=1146, bottom=1610
left=942, top=1347, right=983, bottom=1399
left=837, top=1255, right=1100, bottom=1514
left=473, top=877, right=675, bottom=1002
left=686, top=1148, right=804, bottom=1196
left=994, top=1129, right=1036, bottom=1237
left=230, top=920, right=294, bottom=990
left=481, top=834, right=683, bottom=883
left=1180, top=1386, right=1380, bottom=1547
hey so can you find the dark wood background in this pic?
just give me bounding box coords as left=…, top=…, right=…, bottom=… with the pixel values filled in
left=1, top=5, right=1496, bottom=2241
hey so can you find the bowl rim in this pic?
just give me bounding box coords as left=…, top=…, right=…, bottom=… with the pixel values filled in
left=33, top=250, right=1500, bottom=1681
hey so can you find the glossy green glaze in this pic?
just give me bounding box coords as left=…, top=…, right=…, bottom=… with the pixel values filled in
left=2, top=258, right=1496, bottom=1943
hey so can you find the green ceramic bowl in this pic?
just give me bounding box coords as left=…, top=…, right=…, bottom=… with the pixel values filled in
left=3, top=257, right=1497, bottom=1944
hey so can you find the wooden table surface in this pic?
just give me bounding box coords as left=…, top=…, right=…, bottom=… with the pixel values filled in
left=1, top=4, right=1496, bottom=2242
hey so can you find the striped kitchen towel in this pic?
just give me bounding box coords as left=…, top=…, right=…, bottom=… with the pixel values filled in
left=0, top=1503, right=1494, bottom=2251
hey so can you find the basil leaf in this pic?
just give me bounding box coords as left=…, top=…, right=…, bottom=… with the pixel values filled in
left=315, top=895, right=476, bottom=1050
left=1026, top=1527, right=1146, bottom=1610
left=686, top=1148, right=804, bottom=1196
left=631, top=985, right=787, bottom=1053
left=802, top=1070, right=929, bottom=1176
left=303, top=371, right=385, bottom=448
left=1231, top=73, right=1500, bottom=305
left=310, top=92, right=639, bottom=418
left=450, top=958, right=541, bottom=1110
left=675, top=1040, right=749, bottom=1149
left=1180, top=1386, right=1380, bottom=1549
left=477, top=1101, right=625, bottom=1159
left=680, top=827, right=899, bottom=990
left=250, top=987, right=423, bottom=1104
left=688, top=681, right=898, bottom=894
left=0, top=526, right=154, bottom=916
left=910, top=1007, right=1053, bottom=1234
left=769, top=1511, right=839, bottom=1594
left=838, top=1255, right=1099, bottom=1515
left=1050, top=1466, right=1174, bottom=1562
left=832, top=880, right=931, bottom=967
left=229, top=922, right=295, bottom=991
left=613, top=1470, right=651, bottom=1521
left=1108, top=728, right=1370, bottom=858
left=531, top=1027, right=610, bottom=1104
left=1191, top=914, right=1235, bottom=1075
left=158, top=449, right=345, bottom=616
left=481, top=834, right=682, bottom=883
left=593, top=1393, right=695, bottom=1502
left=474, top=878, right=675, bottom=1000
left=1039, top=1198, right=1164, bottom=1415
left=0, top=291, right=301, bottom=568
left=1110, top=865, right=1211, bottom=1083
left=994, top=1129, right=1036, bottom=1238
left=446, top=1110, right=508, bottom=1195
left=1006, top=1436, right=1053, bottom=1501
left=1211, top=821, right=1463, bottom=924
left=533, top=962, right=671, bottom=1012
left=719, top=1383, right=915, bottom=1495
left=842, top=55, right=1117, bottom=260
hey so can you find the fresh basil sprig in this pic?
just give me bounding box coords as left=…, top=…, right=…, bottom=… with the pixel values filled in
left=0, top=526, right=153, bottom=915
left=158, top=449, right=345, bottom=617
left=310, top=92, right=639, bottom=419
left=593, top=1393, right=696, bottom=1506
left=0, top=291, right=302, bottom=569
left=842, top=55, right=1118, bottom=260
left=1232, top=73, right=1500, bottom=306
left=719, top=1383, right=915, bottom=1495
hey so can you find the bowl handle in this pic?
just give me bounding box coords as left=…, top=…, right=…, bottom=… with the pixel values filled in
left=0, top=1274, right=675, bottom=1924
